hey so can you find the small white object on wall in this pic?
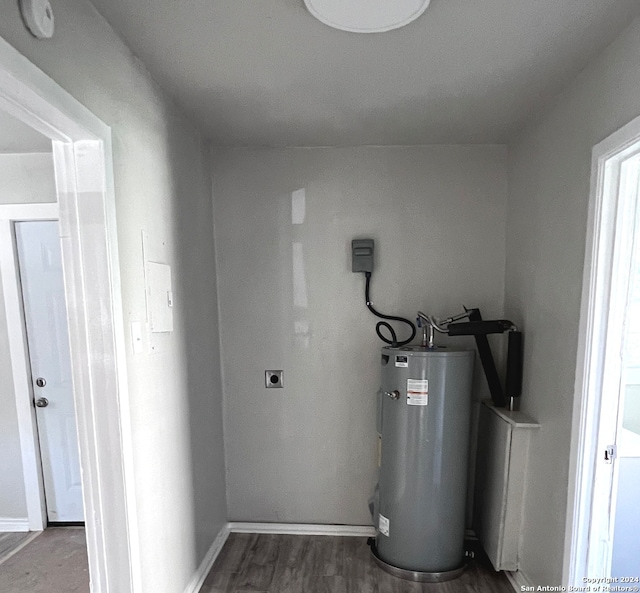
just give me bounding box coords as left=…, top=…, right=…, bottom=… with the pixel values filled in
left=130, top=321, right=143, bottom=354
left=147, top=261, right=173, bottom=333
left=19, top=0, right=55, bottom=39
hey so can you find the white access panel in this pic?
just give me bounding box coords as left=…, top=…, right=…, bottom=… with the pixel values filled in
left=15, top=220, right=84, bottom=523
left=474, top=400, right=539, bottom=571
left=142, top=231, right=173, bottom=334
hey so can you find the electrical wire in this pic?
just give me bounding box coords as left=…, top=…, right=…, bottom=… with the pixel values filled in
left=364, top=272, right=416, bottom=347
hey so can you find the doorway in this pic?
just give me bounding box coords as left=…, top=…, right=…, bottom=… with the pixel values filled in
left=566, top=114, right=640, bottom=585
left=16, top=220, right=84, bottom=524
left=0, top=36, right=138, bottom=592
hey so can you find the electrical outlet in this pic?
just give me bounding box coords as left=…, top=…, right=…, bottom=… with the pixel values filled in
left=265, top=370, right=284, bottom=388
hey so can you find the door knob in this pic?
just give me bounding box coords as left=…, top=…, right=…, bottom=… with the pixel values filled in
left=35, top=397, right=49, bottom=408
left=35, top=377, right=46, bottom=387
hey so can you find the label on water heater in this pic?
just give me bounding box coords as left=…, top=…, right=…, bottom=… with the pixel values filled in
left=406, top=379, right=429, bottom=405
left=394, top=355, right=408, bottom=367
left=378, top=513, right=390, bottom=536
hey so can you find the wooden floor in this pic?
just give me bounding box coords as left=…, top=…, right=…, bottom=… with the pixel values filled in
left=0, top=532, right=33, bottom=564
left=201, top=533, right=514, bottom=593
left=0, top=528, right=89, bottom=593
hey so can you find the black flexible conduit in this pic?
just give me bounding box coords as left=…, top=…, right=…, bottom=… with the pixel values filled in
left=365, top=272, right=416, bottom=347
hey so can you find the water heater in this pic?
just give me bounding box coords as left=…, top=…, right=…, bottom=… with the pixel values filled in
left=352, top=238, right=522, bottom=581
left=371, top=346, right=474, bottom=581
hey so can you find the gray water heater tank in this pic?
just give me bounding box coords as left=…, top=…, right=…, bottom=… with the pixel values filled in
left=373, top=346, right=474, bottom=580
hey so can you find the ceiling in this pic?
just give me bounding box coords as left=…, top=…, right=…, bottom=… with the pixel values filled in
left=0, top=109, right=52, bottom=153
left=89, top=0, right=640, bottom=147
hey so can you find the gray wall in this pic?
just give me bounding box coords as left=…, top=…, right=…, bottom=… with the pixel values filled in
left=0, top=153, right=56, bottom=204
left=505, top=15, right=640, bottom=585
left=212, top=145, right=508, bottom=524
left=0, top=3, right=226, bottom=592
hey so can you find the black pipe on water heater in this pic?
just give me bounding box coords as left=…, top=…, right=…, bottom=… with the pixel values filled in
left=505, top=331, right=523, bottom=400
left=446, top=308, right=522, bottom=408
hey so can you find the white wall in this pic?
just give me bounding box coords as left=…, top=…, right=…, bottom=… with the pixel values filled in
left=0, top=153, right=56, bottom=204
left=212, top=145, right=508, bottom=524
left=0, top=3, right=226, bottom=592
left=505, top=16, right=640, bottom=585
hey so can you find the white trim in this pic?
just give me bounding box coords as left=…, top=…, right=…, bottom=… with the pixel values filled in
left=504, top=569, right=533, bottom=593
left=565, top=113, right=640, bottom=585
left=0, top=518, right=30, bottom=532
left=228, top=522, right=376, bottom=537
left=182, top=524, right=231, bottom=593
left=0, top=36, right=137, bottom=593
left=0, top=203, right=59, bottom=219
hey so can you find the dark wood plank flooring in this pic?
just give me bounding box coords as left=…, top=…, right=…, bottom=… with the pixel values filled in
left=201, top=533, right=514, bottom=593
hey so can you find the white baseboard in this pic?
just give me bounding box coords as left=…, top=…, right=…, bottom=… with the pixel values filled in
left=183, top=523, right=230, bottom=593
left=228, top=522, right=376, bottom=537
left=0, top=518, right=29, bottom=532
left=505, top=569, right=533, bottom=593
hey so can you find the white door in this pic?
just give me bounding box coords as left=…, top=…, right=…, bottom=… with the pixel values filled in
left=15, top=220, right=84, bottom=523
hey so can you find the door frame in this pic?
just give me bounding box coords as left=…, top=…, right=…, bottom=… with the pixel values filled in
left=564, top=113, right=640, bottom=585
left=0, top=203, right=60, bottom=532
left=0, top=37, right=139, bottom=593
